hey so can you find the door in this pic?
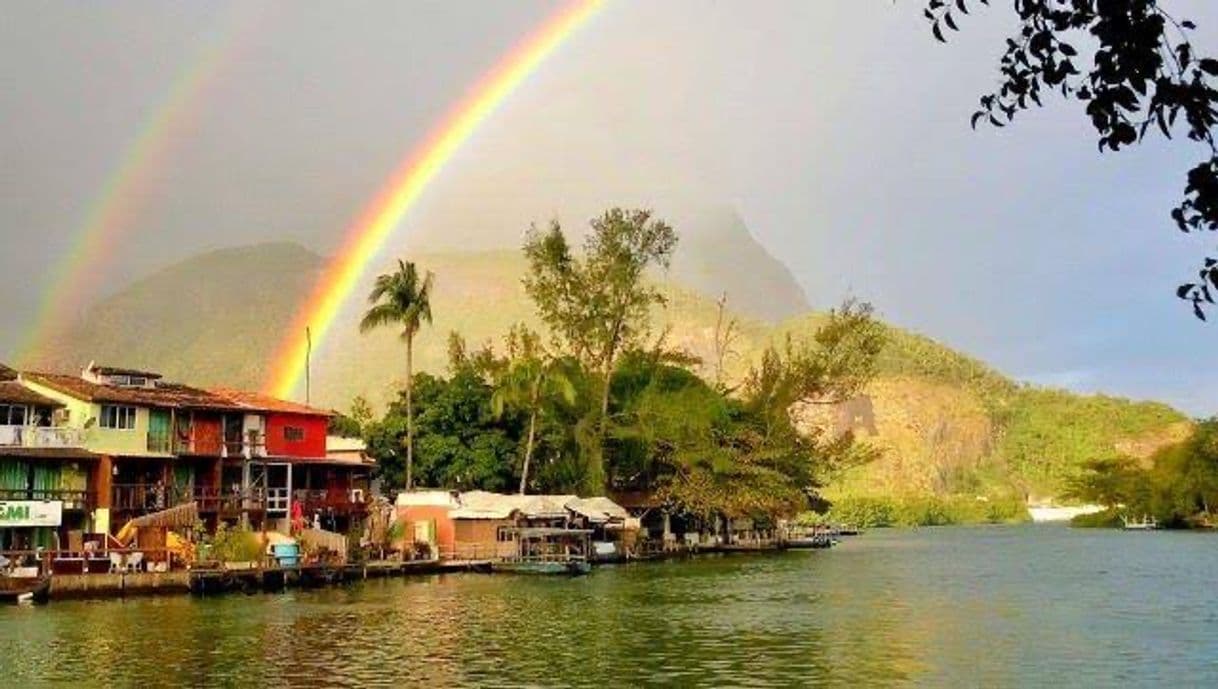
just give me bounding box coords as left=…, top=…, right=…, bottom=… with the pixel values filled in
left=148, top=409, right=171, bottom=453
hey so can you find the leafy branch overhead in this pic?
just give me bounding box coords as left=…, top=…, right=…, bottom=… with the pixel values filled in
left=925, top=0, right=1218, bottom=317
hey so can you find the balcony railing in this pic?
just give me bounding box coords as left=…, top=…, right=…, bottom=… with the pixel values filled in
left=292, top=489, right=368, bottom=515
left=0, top=488, right=92, bottom=510
left=0, top=425, right=86, bottom=449
left=221, top=437, right=267, bottom=459
left=192, top=486, right=267, bottom=514
left=147, top=432, right=172, bottom=454
left=112, top=484, right=270, bottom=514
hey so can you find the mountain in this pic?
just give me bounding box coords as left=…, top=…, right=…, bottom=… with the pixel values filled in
left=28, top=239, right=1189, bottom=500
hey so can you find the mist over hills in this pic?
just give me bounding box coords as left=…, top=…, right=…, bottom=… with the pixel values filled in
left=24, top=214, right=1189, bottom=500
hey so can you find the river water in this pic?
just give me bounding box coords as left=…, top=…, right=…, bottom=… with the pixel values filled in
left=3, top=525, right=1216, bottom=687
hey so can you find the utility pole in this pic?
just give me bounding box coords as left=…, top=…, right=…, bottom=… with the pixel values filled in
left=305, top=327, right=312, bottom=405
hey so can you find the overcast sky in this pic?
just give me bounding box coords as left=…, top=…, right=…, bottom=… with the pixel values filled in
left=2, top=1, right=1217, bottom=413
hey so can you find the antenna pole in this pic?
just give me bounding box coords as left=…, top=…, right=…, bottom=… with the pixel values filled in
left=305, top=327, right=312, bottom=405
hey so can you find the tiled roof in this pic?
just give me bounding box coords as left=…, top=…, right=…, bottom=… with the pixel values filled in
left=0, top=363, right=16, bottom=381
left=209, top=388, right=334, bottom=417
left=20, top=370, right=331, bottom=417
left=24, top=372, right=245, bottom=411
left=0, top=381, right=64, bottom=408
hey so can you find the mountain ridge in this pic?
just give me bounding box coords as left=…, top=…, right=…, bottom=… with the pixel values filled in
left=24, top=239, right=1188, bottom=499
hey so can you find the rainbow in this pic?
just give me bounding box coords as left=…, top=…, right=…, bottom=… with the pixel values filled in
left=265, top=0, right=604, bottom=399
left=15, top=6, right=265, bottom=366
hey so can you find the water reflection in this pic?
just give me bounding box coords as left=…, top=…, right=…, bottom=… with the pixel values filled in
left=4, top=526, right=1218, bottom=687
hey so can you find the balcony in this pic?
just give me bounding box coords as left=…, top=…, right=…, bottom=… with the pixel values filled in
left=0, top=425, right=86, bottom=449
left=0, top=488, right=92, bottom=511
left=192, top=486, right=267, bottom=515
left=112, top=484, right=269, bottom=515
left=147, top=432, right=172, bottom=454
left=292, top=489, right=368, bottom=516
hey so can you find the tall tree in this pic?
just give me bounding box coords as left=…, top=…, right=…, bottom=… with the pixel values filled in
left=522, top=208, right=678, bottom=491
left=925, top=1, right=1218, bottom=316
left=491, top=326, right=577, bottom=494
left=359, top=259, right=434, bottom=490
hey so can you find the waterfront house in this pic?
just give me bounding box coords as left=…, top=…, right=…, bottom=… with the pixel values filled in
left=395, top=490, right=461, bottom=557
left=210, top=390, right=369, bottom=535
left=396, top=490, right=629, bottom=561
left=0, top=379, right=96, bottom=552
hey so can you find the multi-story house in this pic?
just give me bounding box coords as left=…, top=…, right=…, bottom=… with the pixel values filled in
left=4, top=362, right=370, bottom=544
left=213, top=390, right=371, bottom=535
left=0, top=372, right=95, bottom=552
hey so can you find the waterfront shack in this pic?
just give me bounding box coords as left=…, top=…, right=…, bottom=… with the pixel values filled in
left=566, top=496, right=636, bottom=561
left=395, top=490, right=460, bottom=558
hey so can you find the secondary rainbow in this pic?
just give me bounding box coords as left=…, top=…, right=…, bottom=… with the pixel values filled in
left=15, top=6, right=264, bottom=366
left=265, top=0, right=604, bottom=399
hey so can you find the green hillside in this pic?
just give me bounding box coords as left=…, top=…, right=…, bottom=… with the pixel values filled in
left=29, top=240, right=1189, bottom=499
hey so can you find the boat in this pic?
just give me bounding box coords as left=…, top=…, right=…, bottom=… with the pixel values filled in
left=783, top=526, right=836, bottom=549
left=1122, top=515, right=1159, bottom=531
left=0, top=574, right=51, bottom=603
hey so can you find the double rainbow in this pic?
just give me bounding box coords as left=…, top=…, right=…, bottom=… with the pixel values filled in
left=264, top=0, right=603, bottom=398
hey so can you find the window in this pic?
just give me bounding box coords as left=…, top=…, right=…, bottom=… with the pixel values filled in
left=0, top=405, right=26, bottom=426
left=99, top=405, right=136, bottom=430
left=283, top=426, right=305, bottom=442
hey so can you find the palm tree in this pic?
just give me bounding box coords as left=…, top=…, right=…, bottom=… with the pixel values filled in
left=492, top=351, right=576, bottom=495
left=359, top=259, right=434, bottom=491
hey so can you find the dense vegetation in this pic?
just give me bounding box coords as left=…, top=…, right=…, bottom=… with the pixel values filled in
left=358, top=209, right=888, bottom=522
left=1066, top=419, right=1218, bottom=528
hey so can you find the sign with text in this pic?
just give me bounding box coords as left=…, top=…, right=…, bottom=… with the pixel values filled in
left=0, top=500, right=63, bottom=527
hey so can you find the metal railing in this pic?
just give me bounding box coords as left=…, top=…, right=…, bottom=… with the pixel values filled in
left=0, top=425, right=86, bottom=449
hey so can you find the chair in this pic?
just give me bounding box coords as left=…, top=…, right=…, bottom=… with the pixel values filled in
left=109, top=552, right=125, bottom=573
left=126, top=552, right=144, bottom=573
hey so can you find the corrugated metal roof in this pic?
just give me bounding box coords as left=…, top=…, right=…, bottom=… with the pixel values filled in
left=566, top=496, right=629, bottom=522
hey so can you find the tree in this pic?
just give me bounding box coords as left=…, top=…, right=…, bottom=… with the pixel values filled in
left=925, top=1, right=1218, bottom=316
left=491, top=325, right=577, bottom=494
left=522, top=208, right=678, bottom=491
left=359, top=259, right=434, bottom=491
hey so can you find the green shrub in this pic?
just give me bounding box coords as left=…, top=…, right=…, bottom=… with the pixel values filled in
left=208, top=524, right=264, bottom=563
left=1069, top=509, right=1125, bottom=528
left=825, top=494, right=1029, bottom=527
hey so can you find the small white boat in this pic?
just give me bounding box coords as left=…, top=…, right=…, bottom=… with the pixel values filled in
left=1122, top=515, right=1159, bottom=530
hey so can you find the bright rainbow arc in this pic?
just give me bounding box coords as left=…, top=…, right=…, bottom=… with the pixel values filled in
left=265, top=0, right=604, bottom=399
left=15, top=7, right=262, bottom=366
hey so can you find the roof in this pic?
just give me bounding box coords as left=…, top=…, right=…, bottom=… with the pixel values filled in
left=0, top=363, right=16, bottom=381
left=210, top=389, right=334, bottom=417
left=0, top=381, right=64, bottom=408
left=87, top=364, right=162, bottom=380
left=451, top=491, right=578, bottom=520
left=25, top=372, right=245, bottom=411
left=326, top=436, right=366, bottom=453
left=566, top=496, right=629, bottom=523
left=396, top=490, right=460, bottom=508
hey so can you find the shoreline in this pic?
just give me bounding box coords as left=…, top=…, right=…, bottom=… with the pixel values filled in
left=29, top=540, right=819, bottom=604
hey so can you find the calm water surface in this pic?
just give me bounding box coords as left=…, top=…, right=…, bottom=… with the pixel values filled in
left=4, top=525, right=1217, bottom=687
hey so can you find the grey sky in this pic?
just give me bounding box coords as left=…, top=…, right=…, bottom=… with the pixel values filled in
left=2, top=1, right=1216, bottom=413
